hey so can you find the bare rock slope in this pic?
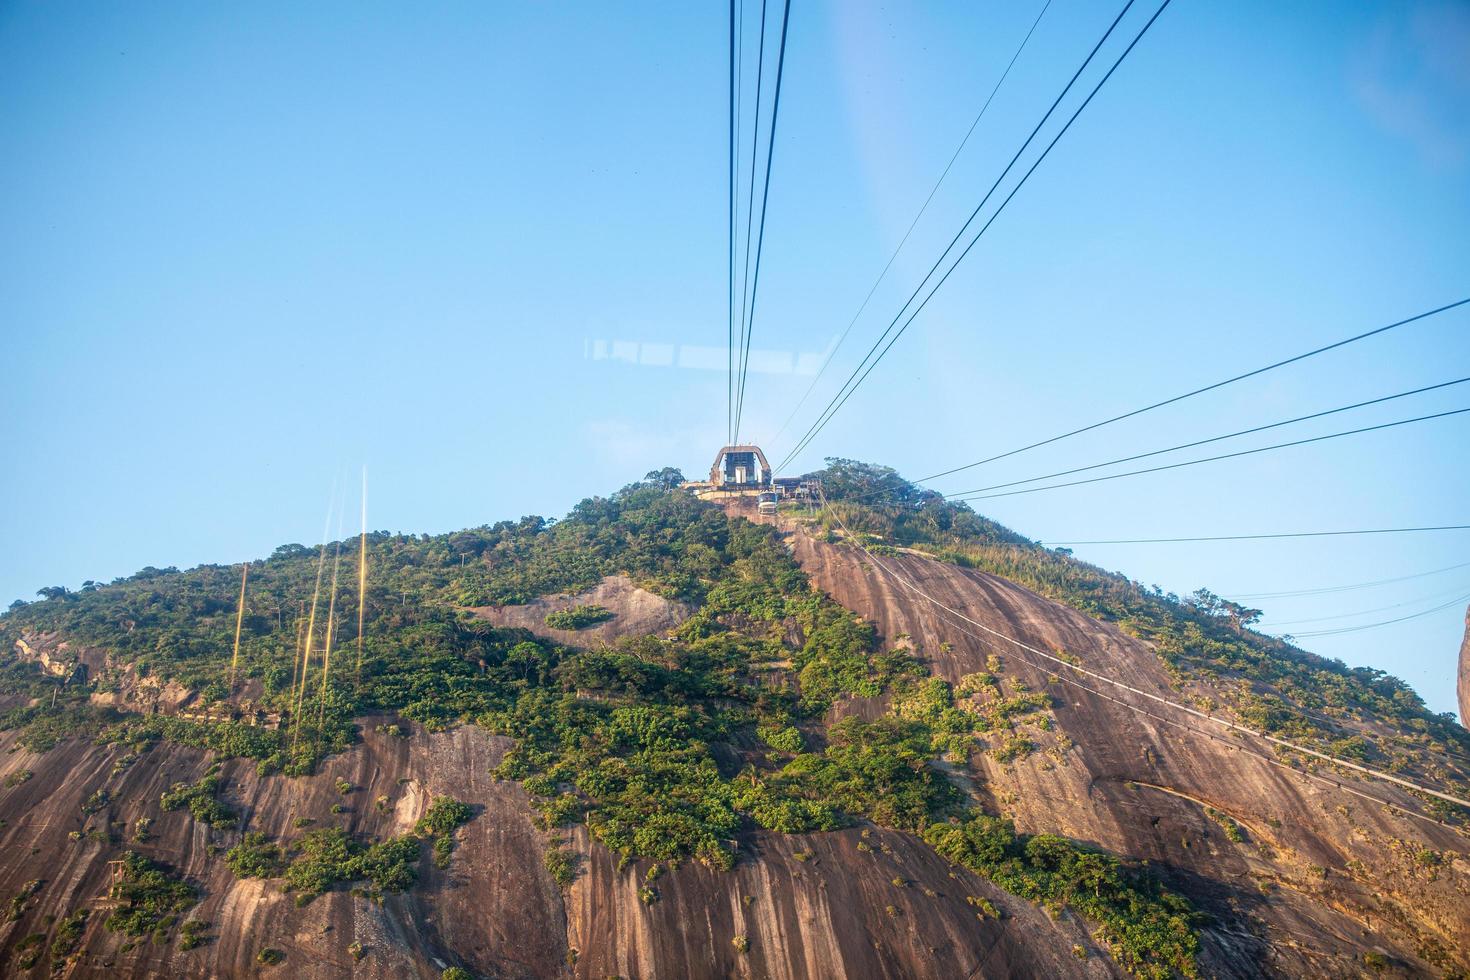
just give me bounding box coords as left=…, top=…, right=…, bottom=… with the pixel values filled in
left=0, top=718, right=1119, bottom=978
left=789, top=530, right=1470, bottom=977
left=0, top=723, right=564, bottom=978
left=465, top=574, right=692, bottom=646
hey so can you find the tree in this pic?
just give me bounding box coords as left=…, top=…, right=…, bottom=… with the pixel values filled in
left=1188, top=589, right=1261, bottom=632
left=1185, top=588, right=1222, bottom=617
left=37, top=586, right=69, bottom=601
left=1218, top=599, right=1263, bottom=634
left=643, top=467, right=685, bottom=489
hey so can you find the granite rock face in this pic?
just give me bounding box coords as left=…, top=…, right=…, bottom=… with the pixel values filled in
left=788, top=529, right=1470, bottom=978
left=1459, top=604, right=1470, bottom=730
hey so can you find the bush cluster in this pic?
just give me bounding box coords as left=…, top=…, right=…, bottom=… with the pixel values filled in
left=104, top=852, right=198, bottom=941
left=160, top=764, right=236, bottom=826
left=545, top=605, right=615, bottom=630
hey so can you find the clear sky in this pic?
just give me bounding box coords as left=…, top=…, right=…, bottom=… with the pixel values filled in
left=3, top=1, right=1468, bottom=713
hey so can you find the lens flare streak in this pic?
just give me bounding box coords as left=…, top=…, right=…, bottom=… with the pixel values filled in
left=228, top=564, right=248, bottom=692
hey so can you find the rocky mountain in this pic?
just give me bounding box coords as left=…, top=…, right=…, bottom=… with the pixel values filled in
left=0, top=461, right=1466, bottom=978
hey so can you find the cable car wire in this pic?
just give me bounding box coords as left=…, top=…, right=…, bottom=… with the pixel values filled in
left=770, top=0, right=1054, bottom=445
left=1225, top=561, right=1470, bottom=601
left=728, top=0, right=738, bottom=444
left=733, top=0, right=770, bottom=441
left=777, top=0, right=1172, bottom=472
left=1039, top=526, right=1470, bottom=546
left=1285, top=591, right=1470, bottom=638
left=830, top=376, right=1468, bottom=503
left=914, top=296, right=1470, bottom=485
left=1258, top=583, right=1470, bottom=628
left=733, top=0, right=793, bottom=442
left=953, top=405, right=1470, bottom=501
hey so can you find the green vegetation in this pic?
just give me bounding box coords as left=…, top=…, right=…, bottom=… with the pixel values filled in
left=0, top=483, right=748, bottom=774
left=179, top=918, right=208, bottom=950
left=225, top=797, right=474, bottom=899
left=545, top=604, right=615, bottom=630
left=416, top=795, right=473, bottom=868
left=968, top=894, right=1000, bottom=919
left=15, top=932, right=45, bottom=969
left=8, top=878, right=41, bottom=921
left=4, top=769, right=32, bottom=788
left=992, top=735, right=1036, bottom=763
left=433, top=834, right=454, bottom=869
left=926, top=815, right=1198, bottom=979
left=415, top=795, right=473, bottom=836
left=758, top=724, right=803, bottom=753
left=104, top=851, right=199, bottom=941
left=50, top=908, right=88, bottom=960
left=225, top=832, right=285, bottom=878
left=543, top=846, right=577, bottom=887
left=257, top=947, right=285, bottom=965
left=160, top=763, right=237, bottom=826
left=282, top=828, right=420, bottom=903
left=753, top=715, right=952, bottom=832
left=1205, top=807, right=1247, bottom=843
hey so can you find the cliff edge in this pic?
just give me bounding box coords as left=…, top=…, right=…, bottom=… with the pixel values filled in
left=1459, top=604, right=1470, bottom=729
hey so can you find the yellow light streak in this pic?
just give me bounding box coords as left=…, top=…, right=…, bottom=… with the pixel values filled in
left=228, top=564, right=248, bottom=693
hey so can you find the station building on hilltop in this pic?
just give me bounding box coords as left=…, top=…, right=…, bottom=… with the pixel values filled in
left=684, top=445, right=819, bottom=514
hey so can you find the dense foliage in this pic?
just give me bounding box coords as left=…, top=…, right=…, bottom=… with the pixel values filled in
left=282, top=827, right=421, bottom=902
left=416, top=795, right=474, bottom=868
left=0, top=482, right=748, bottom=775
left=222, top=796, right=475, bottom=899
left=545, top=604, right=615, bottom=630
left=104, top=851, right=199, bottom=941
left=160, top=763, right=237, bottom=826
left=415, top=795, right=473, bottom=836
left=225, top=832, right=285, bottom=879
left=926, top=815, right=1198, bottom=979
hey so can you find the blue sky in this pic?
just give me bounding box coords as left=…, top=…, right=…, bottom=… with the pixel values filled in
left=2, top=1, right=1467, bottom=713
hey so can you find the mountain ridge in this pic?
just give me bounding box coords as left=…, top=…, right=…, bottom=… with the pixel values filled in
left=1, top=461, right=1466, bottom=978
